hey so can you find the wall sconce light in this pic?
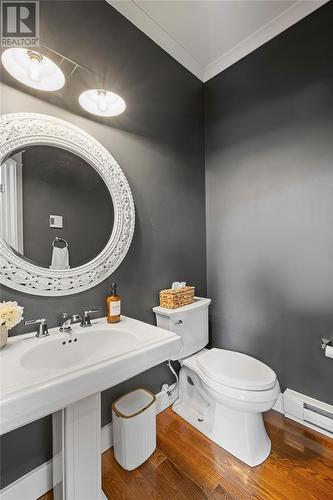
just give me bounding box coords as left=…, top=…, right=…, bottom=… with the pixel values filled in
left=78, top=89, right=126, bottom=117
left=1, top=48, right=65, bottom=91
left=1, top=47, right=126, bottom=118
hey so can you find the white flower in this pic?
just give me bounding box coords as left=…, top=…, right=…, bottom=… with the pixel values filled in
left=0, top=301, right=24, bottom=329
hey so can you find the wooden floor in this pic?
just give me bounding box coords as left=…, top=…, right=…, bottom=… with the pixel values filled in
left=39, top=408, right=333, bottom=499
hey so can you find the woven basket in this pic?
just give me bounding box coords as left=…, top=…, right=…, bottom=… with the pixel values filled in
left=159, top=286, right=195, bottom=309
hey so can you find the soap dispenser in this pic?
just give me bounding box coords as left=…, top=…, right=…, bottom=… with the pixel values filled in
left=106, top=282, right=121, bottom=323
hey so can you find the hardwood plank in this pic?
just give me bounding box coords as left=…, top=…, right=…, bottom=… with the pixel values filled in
left=265, top=416, right=333, bottom=468
left=157, top=421, right=221, bottom=495
left=249, top=452, right=315, bottom=500
left=137, top=456, right=178, bottom=499
left=102, top=449, right=163, bottom=500
left=172, top=491, right=194, bottom=500
left=157, top=458, right=207, bottom=499
left=103, top=479, right=131, bottom=500
left=264, top=413, right=333, bottom=498
left=149, top=447, right=168, bottom=467
left=210, top=483, right=245, bottom=500
left=38, top=492, right=53, bottom=500
left=271, top=428, right=333, bottom=484
left=265, top=411, right=333, bottom=454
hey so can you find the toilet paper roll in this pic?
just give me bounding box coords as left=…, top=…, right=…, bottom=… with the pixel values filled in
left=325, top=345, right=333, bottom=359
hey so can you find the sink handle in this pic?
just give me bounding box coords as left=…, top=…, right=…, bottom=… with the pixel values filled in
left=81, top=309, right=99, bottom=328
left=85, top=309, right=99, bottom=315
left=25, top=318, right=49, bottom=338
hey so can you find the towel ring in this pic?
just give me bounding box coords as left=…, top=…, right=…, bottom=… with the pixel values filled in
left=52, top=237, right=68, bottom=248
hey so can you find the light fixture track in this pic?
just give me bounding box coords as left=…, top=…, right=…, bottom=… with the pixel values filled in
left=40, top=44, right=105, bottom=83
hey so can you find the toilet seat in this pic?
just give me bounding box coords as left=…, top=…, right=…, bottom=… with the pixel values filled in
left=184, top=355, right=279, bottom=406
left=182, top=348, right=278, bottom=404
left=197, top=348, right=276, bottom=391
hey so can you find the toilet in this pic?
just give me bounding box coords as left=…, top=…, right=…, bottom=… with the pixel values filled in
left=153, top=297, right=280, bottom=467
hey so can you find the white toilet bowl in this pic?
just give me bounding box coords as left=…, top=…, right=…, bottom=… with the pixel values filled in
left=173, top=348, right=280, bottom=467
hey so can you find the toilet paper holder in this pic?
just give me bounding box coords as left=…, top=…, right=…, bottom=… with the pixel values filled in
left=321, top=338, right=332, bottom=350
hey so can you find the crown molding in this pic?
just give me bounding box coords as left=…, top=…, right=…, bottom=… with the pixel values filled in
left=107, top=0, right=329, bottom=83
left=107, top=0, right=205, bottom=80
left=203, top=0, right=329, bottom=82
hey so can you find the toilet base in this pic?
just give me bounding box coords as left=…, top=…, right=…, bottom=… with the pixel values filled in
left=173, top=367, right=272, bottom=467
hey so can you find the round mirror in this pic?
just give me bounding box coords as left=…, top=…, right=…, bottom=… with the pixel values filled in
left=1, top=145, right=114, bottom=269
left=0, top=113, right=135, bottom=296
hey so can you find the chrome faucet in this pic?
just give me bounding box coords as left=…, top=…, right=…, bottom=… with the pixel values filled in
left=59, top=313, right=82, bottom=333
left=59, top=313, right=72, bottom=333
left=59, top=310, right=98, bottom=332
left=81, top=309, right=99, bottom=328
left=25, top=318, right=49, bottom=338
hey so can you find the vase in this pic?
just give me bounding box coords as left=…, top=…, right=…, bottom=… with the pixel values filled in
left=0, top=325, right=8, bottom=349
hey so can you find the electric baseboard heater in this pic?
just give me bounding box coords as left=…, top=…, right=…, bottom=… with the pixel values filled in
left=284, top=389, right=333, bottom=436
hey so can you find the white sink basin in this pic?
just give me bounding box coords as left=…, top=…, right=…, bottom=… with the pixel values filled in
left=21, top=329, right=138, bottom=373
left=0, top=316, right=182, bottom=435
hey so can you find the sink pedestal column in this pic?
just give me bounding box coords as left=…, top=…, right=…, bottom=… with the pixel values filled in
left=53, top=392, right=107, bottom=500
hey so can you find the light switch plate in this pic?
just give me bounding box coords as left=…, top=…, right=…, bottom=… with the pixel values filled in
left=50, top=215, right=63, bottom=228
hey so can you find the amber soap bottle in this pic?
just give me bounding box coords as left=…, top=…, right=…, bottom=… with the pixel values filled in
left=106, top=283, right=121, bottom=323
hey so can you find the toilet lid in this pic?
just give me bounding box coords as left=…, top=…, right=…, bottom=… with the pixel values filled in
left=197, top=348, right=276, bottom=391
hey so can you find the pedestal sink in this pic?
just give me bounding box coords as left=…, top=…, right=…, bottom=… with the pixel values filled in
left=0, top=317, right=182, bottom=499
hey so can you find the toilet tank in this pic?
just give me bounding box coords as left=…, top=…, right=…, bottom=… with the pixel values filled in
left=153, top=297, right=211, bottom=360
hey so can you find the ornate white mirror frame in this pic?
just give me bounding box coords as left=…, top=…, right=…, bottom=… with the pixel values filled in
left=0, top=113, right=135, bottom=296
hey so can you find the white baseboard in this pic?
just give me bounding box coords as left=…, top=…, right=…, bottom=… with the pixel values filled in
left=0, top=460, right=53, bottom=500
left=101, top=421, right=113, bottom=454
left=0, top=383, right=178, bottom=500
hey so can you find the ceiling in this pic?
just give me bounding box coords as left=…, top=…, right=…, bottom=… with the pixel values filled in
left=107, top=0, right=328, bottom=81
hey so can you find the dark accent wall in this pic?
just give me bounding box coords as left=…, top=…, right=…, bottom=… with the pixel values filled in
left=205, top=3, right=333, bottom=405
left=0, top=1, right=206, bottom=488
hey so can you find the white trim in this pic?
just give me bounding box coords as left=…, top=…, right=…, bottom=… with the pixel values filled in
left=106, top=0, right=204, bottom=81
left=101, top=421, right=113, bottom=454
left=0, top=383, right=177, bottom=499
left=0, top=157, right=23, bottom=253
left=0, top=460, right=53, bottom=500
left=203, top=0, right=329, bottom=82
left=106, top=0, right=329, bottom=82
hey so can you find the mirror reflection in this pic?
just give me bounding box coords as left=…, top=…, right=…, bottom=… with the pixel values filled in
left=0, top=145, right=114, bottom=269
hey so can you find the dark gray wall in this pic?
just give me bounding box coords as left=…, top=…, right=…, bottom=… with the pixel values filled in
left=21, top=146, right=113, bottom=268
left=0, top=0, right=206, bottom=488
left=205, top=3, right=333, bottom=405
